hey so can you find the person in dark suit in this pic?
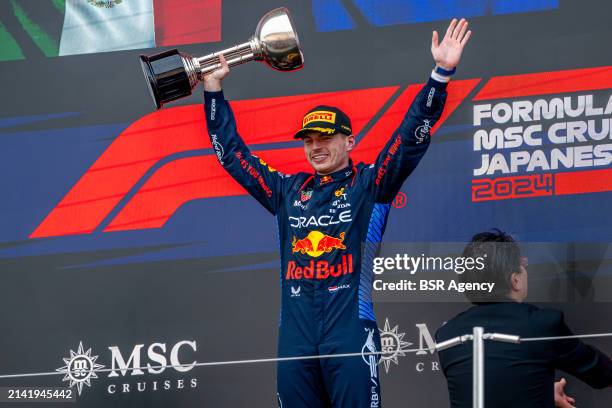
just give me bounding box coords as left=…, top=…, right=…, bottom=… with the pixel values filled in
left=435, top=229, right=612, bottom=408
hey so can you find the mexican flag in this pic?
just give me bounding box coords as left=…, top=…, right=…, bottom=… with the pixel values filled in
left=0, top=0, right=221, bottom=61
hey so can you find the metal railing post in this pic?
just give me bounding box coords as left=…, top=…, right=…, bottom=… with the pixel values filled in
left=435, top=329, right=520, bottom=408
left=472, top=326, right=484, bottom=408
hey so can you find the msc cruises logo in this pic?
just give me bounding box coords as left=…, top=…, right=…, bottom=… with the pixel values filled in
left=55, top=339, right=198, bottom=397
left=377, top=318, right=439, bottom=374
left=56, top=342, right=105, bottom=396
left=378, top=319, right=412, bottom=374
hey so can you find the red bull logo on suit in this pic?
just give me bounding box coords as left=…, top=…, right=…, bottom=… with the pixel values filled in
left=291, top=231, right=346, bottom=257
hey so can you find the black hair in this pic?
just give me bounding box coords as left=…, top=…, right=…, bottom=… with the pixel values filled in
left=459, top=228, right=521, bottom=303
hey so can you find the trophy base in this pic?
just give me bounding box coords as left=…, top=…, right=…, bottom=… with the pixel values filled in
left=140, top=49, right=194, bottom=110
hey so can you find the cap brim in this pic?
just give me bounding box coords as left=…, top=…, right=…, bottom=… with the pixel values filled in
left=294, top=128, right=315, bottom=139
left=293, top=126, right=337, bottom=139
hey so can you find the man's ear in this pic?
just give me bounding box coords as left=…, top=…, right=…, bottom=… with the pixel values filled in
left=510, top=272, right=521, bottom=291
left=346, top=135, right=355, bottom=152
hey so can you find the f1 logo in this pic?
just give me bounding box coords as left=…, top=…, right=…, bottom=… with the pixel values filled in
left=31, top=80, right=479, bottom=238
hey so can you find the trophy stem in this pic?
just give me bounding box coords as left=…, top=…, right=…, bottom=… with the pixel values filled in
left=196, top=40, right=260, bottom=75
left=180, top=53, right=201, bottom=88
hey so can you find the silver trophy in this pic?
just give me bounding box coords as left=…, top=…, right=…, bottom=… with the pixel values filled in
left=140, top=7, right=304, bottom=109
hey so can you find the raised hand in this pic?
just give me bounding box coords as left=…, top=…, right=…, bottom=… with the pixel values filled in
left=431, top=18, right=472, bottom=70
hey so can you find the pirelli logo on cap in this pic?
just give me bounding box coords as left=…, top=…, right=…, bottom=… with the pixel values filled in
left=303, top=111, right=336, bottom=126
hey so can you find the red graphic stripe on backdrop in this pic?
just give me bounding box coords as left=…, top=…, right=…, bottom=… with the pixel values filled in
left=154, top=0, right=222, bottom=45
left=106, top=82, right=478, bottom=231
left=31, top=87, right=397, bottom=238
left=352, top=79, right=480, bottom=164
left=473, top=66, right=612, bottom=101
left=104, top=150, right=307, bottom=231
left=555, top=168, right=612, bottom=196
left=231, top=86, right=399, bottom=148
left=30, top=105, right=208, bottom=239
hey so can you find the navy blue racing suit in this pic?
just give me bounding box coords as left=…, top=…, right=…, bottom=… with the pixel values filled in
left=204, top=76, right=447, bottom=407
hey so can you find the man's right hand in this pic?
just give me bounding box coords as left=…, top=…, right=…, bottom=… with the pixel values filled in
left=554, top=378, right=577, bottom=408
left=203, top=54, right=230, bottom=92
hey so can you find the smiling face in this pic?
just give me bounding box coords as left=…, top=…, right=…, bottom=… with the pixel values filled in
left=302, top=131, right=355, bottom=175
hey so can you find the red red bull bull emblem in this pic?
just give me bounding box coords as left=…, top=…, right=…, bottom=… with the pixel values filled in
left=291, top=231, right=346, bottom=257
left=286, top=254, right=353, bottom=280
left=320, top=175, right=333, bottom=185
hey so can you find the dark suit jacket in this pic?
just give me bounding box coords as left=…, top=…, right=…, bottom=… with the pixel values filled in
left=435, top=302, right=612, bottom=408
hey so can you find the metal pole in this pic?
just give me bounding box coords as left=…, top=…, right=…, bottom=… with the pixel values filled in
left=473, top=327, right=484, bottom=408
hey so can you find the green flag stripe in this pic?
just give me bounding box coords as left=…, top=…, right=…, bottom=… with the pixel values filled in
left=51, top=0, right=65, bottom=14
left=11, top=0, right=59, bottom=57
left=0, top=20, right=25, bottom=61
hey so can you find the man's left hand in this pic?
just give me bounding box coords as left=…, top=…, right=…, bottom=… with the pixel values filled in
left=431, top=18, right=472, bottom=70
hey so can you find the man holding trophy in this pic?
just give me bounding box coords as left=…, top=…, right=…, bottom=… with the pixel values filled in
left=196, top=15, right=471, bottom=407
left=198, top=15, right=471, bottom=408
left=197, top=16, right=471, bottom=407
